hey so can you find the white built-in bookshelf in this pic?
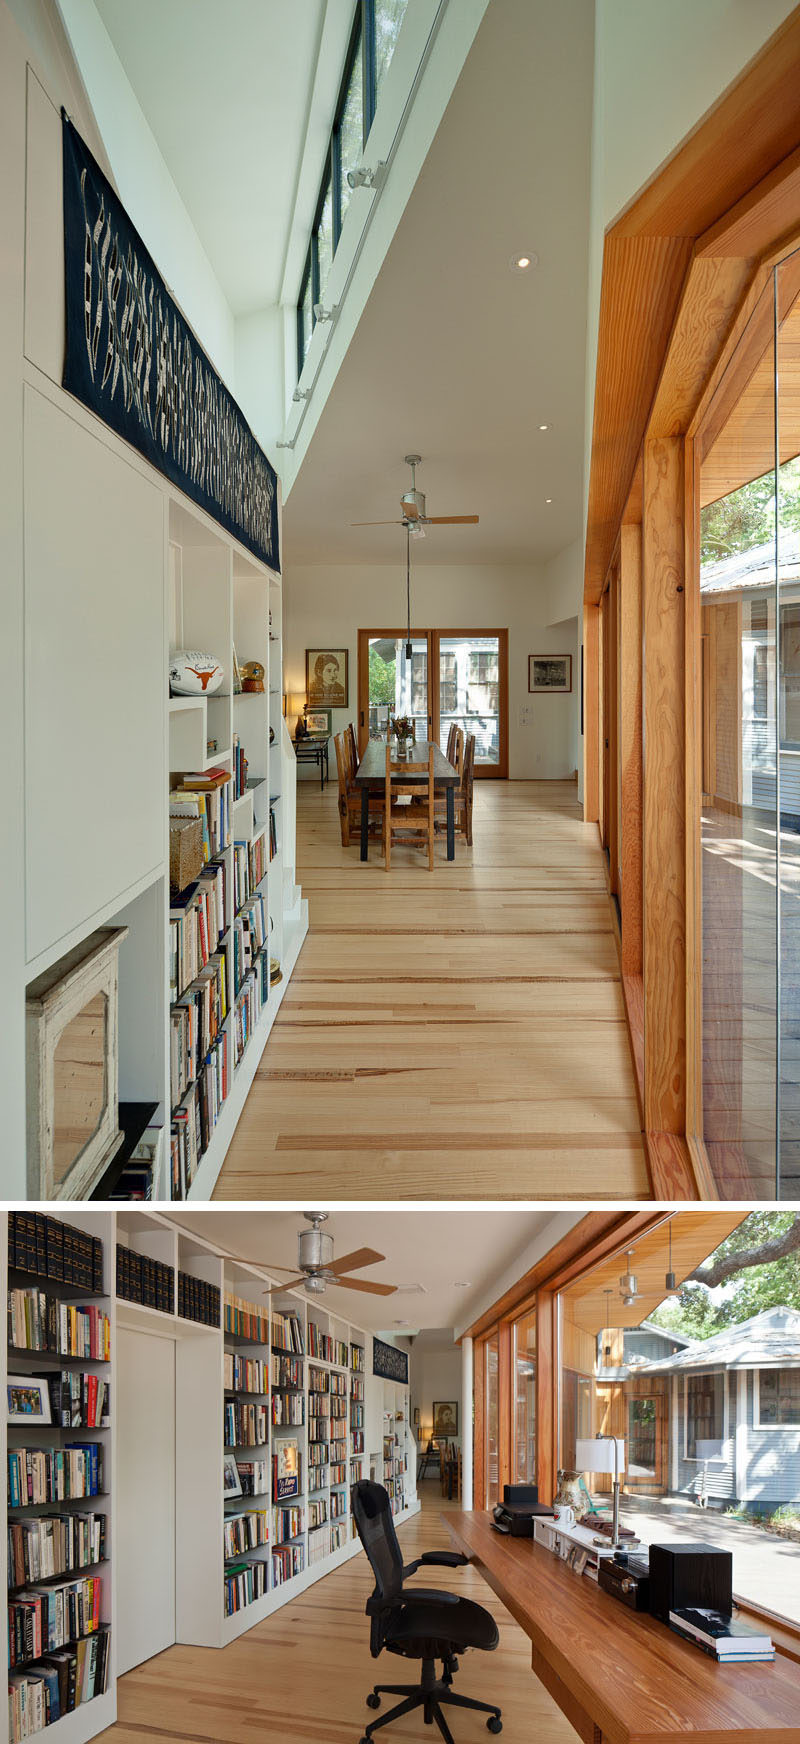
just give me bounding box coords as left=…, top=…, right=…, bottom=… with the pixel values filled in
left=2, top=1207, right=418, bottom=1743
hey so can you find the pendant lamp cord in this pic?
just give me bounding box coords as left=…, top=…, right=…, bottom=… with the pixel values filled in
left=406, top=525, right=412, bottom=659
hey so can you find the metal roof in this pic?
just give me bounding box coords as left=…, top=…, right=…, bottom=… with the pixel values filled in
left=642, top=1306, right=800, bottom=1374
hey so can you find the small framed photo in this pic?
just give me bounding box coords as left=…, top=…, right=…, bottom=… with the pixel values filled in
left=305, top=708, right=332, bottom=737
left=529, top=654, right=572, bottom=694
left=223, top=1453, right=242, bottom=1496
left=7, top=1376, right=51, bottom=1425
left=413, top=1407, right=421, bottom=1426
left=306, top=648, right=349, bottom=708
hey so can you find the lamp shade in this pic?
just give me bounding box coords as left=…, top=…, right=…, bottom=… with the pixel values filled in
left=575, top=1437, right=625, bottom=1475
left=288, top=692, right=307, bottom=717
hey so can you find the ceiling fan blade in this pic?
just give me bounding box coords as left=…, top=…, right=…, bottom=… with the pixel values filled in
left=351, top=519, right=404, bottom=526
left=236, top=1260, right=302, bottom=1274
left=328, top=1246, right=386, bottom=1277
left=329, top=1275, right=398, bottom=1296
left=424, top=515, right=479, bottom=524
left=263, top=1275, right=307, bottom=1294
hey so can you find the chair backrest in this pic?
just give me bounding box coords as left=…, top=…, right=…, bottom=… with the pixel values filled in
left=462, top=733, right=476, bottom=794
left=452, top=726, right=464, bottom=777
left=446, top=722, right=457, bottom=765
left=351, top=1479, right=404, bottom=1606
left=346, top=720, right=358, bottom=773
left=333, top=731, right=349, bottom=798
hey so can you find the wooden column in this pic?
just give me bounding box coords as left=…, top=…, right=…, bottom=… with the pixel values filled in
left=620, top=523, right=643, bottom=978
left=473, top=1337, right=485, bottom=1509
left=643, top=437, right=687, bottom=1144
left=583, top=602, right=600, bottom=823
left=535, top=1290, right=558, bottom=1504
left=498, top=1320, right=512, bottom=1497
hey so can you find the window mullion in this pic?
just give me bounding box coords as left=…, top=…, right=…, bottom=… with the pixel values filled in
left=363, top=0, right=376, bottom=142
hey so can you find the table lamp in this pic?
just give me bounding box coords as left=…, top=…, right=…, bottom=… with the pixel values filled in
left=575, top=1436, right=626, bottom=1548
left=288, top=692, right=307, bottom=737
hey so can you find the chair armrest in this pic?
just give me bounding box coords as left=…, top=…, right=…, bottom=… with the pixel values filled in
left=366, top=1586, right=459, bottom=1615
left=402, top=1551, right=468, bottom=1577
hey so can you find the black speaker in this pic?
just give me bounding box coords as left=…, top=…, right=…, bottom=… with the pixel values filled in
left=648, top=1543, right=733, bottom=1621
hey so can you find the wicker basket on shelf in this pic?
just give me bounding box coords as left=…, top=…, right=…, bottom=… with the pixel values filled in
left=169, top=816, right=203, bottom=891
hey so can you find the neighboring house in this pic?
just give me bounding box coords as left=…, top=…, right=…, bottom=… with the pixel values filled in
left=640, top=1307, right=800, bottom=1512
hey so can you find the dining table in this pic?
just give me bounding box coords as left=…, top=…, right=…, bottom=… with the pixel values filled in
left=353, top=738, right=460, bottom=861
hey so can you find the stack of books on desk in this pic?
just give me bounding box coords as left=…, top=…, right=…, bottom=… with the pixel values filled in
left=669, top=1608, right=775, bottom=1662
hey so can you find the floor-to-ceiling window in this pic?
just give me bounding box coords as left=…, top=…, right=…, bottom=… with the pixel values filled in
left=357, top=629, right=508, bottom=773
left=511, top=1305, right=536, bottom=1486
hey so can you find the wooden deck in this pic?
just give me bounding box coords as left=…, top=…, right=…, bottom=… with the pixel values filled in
left=212, top=779, right=649, bottom=1199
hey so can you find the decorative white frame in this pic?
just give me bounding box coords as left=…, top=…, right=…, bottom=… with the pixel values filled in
left=25, top=926, right=128, bottom=1200
left=753, top=1366, right=800, bottom=1430
left=223, top=1453, right=242, bottom=1495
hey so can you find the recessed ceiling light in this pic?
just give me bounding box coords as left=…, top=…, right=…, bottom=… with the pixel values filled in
left=539, top=423, right=549, bottom=431
left=453, top=1280, right=473, bottom=1288
left=545, top=497, right=552, bottom=504
left=509, top=251, right=538, bottom=272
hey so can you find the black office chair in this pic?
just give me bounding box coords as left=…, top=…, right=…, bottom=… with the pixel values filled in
left=351, top=1479, right=502, bottom=1743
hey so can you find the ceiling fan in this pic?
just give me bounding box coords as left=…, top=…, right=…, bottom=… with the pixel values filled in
left=351, top=454, right=479, bottom=536
left=236, top=1212, right=399, bottom=1298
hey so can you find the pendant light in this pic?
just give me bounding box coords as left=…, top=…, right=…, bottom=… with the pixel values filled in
left=665, top=1221, right=676, bottom=1294
left=602, top=1288, right=613, bottom=1363
left=619, top=1248, right=638, bottom=1308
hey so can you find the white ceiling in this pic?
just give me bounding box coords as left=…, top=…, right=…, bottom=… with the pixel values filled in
left=284, top=0, right=595, bottom=566
left=163, top=1208, right=557, bottom=1333
left=94, top=0, right=334, bottom=313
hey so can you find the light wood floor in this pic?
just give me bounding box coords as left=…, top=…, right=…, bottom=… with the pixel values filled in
left=213, top=779, right=648, bottom=1198
left=97, top=1487, right=575, bottom=1744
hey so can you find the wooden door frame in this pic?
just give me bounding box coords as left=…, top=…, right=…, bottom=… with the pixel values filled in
left=357, top=626, right=509, bottom=775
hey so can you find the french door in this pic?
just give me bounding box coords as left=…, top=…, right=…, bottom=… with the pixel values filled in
left=357, top=628, right=508, bottom=776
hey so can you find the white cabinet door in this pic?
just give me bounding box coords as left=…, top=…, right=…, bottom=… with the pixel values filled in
left=24, top=385, right=165, bottom=961
left=117, top=1326, right=176, bottom=1674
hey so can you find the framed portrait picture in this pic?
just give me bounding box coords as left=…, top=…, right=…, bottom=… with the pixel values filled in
left=528, top=654, right=572, bottom=693
left=306, top=648, right=349, bottom=708
left=305, top=708, right=332, bottom=737
left=7, top=1376, right=51, bottom=1425
left=223, top=1453, right=242, bottom=1496
left=432, top=1401, right=458, bottom=1438
left=413, top=1407, right=420, bottom=1426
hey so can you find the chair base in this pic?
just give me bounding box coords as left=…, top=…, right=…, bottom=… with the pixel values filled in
left=360, top=1659, right=501, bottom=1743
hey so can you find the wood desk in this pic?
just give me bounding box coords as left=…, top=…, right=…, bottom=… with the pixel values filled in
left=444, top=1510, right=800, bottom=1744
left=354, top=739, right=459, bottom=861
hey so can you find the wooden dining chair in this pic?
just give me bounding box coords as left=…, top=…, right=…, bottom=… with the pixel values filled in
left=451, top=725, right=464, bottom=778
left=346, top=720, right=358, bottom=774
left=384, top=744, right=435, bottom=871
left=445, top=722, right=458, bottom=765
left=435, top=732, right=475, bottom=845
left=335, top=732, right=382, bottom=847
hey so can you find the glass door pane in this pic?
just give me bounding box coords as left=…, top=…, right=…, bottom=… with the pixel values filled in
left=512, top=1308, right=536, bottom=1485
left=438, top=635, right=500, bottom=765
left=777, top=250, right=800, bottom=1199
left=366, top=634, right=428, bottom=743
left=485, top=1334, right=499, bottom=1508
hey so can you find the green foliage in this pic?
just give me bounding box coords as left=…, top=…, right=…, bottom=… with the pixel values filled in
left=649, top=1212, right=800, bottom=1340
left=369, top=650, right=396, bottom=707
left=700, top=458, right=800, bottom=565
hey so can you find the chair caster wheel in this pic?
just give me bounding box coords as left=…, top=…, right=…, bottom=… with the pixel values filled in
left=366, top=1694, right=381, bottom=1709
left=487, top=1719, right=503, bottom=1734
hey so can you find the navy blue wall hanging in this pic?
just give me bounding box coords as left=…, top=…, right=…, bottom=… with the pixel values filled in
left=61, top=114, right=279, bottom=572
left=372, top=1337, right=409, bottom=1385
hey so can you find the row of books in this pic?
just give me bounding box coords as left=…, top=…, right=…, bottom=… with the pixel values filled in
left=178, top=1272, right=221, bottom=1327
left=351, top=1404, right=364, bottom=1428
left=8, top=1513, right=106, bottom=1587
left=272, top=1544, right=304, bottom=1585
left=351, top=1344, right=365, bottom=1373
left=308, top=1443, right=327, bottom=1469
left=329, top=1462, right=348, bottom=1486
left=308, top=1417, right=330, bottom=1444
left=170, top=952, right=228, bottom=1105
left=8, top=1294, right=110, bottom=1361
left=271, top=1311, right=304, bottom=1355
left=223, top=1510, right=268, bottom=1559
left=309, top=1467, right=327, bottom=1494
left=307, top=1325, right=348, bottom=1367
left=233, top=840, right=253, bottom=914
left=308, top=1526, right=329, bottom=1567
left=351, top=1430, right=365, bottom=1453
left=232, top=734, right=249, bottom=801
left=8, top=1218, right=104, bottom=1294
left=9, top=1575, right=102, bottom=1667
left=224, top=1559, right=267, bottom=1617
left=668, top=1607, right=774, bottom=1663
left=170, top=767, right=232, bottom=861
left=271, top=1352, right=303, bottom=1389
left=328, top=1439, right=347, bottom=1462
left=233, top=954, right=270, bottom=1068
left=274, top=1505, right=304, bottom=1545
left=330, top=1372, right=348, bottom=1398
left=8, top=1445, right=104, bottom=1508
left=331, top=1520, right=348, bottom=1553
left=170, top=1027, right=228, bottom=1198
left=351, top=1375, right=365, bottom=1400
left=224, top=1353, right=268, bottom=1394
left=236, top=1460, right=268, bottom=1496
left=308, top=1499, right=328, bottom=1529
left=330, top=1489, right=347, bottom=1520
left=249, top=831, right=267, bottom=889
left=116, top=1246, right=174, bottom=1313
left=225, top=1294, right=269, bottom=1344
left=169, top=860, right=227, bottom=1002
left=269, top=806, right=278, bottom=861
left=43, top=1371, right=109, bottom=1431
left=9, top=1627, right=110, bottom=1740
left=224, top=1402, right=267, bottom=1448
left=231, top=893, right=267, bottom=998
left=272, top=1393, right=304, bottom=1426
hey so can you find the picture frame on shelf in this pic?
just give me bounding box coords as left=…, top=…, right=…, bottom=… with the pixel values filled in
left=223, top=1453, right=242, bottom=1496
left=306, top=648, right=349, bottom=708
left=528, top=654, right=572, bottom=693
left=7, top=1376, right=52, bottom=1425
left=432, top=1401, right=458, bottom=1437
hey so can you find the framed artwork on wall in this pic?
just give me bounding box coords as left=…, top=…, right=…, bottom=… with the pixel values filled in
left=306, top=648, right=349, bottom=708
left=305, top=708, right=332, bottom=736
left=529, top=654, right=572, bottom=693
left=432, top=1401, right=458, bottom=1438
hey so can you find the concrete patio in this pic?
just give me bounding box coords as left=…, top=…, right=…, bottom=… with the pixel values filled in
left=618, top=1494, right=800, bottom=1627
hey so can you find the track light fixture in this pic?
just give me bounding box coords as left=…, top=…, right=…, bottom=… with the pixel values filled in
left=346, top=162, right=387, bottom=191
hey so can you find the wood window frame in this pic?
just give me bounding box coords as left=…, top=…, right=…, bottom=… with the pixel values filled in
left=583, top=9, right=800, bottom=1199
left=356, top=626, right=509, bottom=775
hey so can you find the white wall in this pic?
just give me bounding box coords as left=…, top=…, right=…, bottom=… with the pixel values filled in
left=583, top=0, right=799, bottom=527
left=52, top=0, right=237, bottom=386
left=410, top=1337, right=462, bottom=1450
left=284, top=562, right=581, bottom=780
